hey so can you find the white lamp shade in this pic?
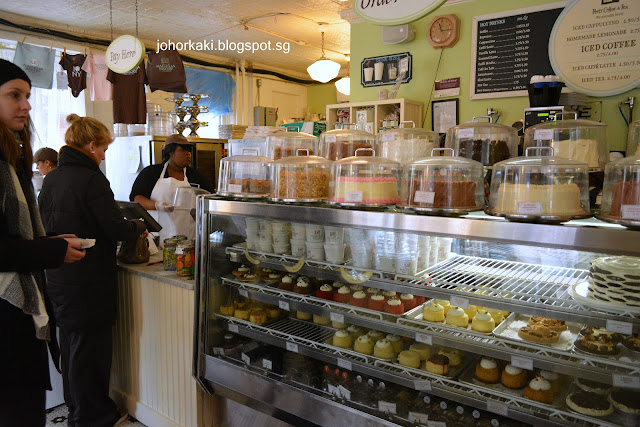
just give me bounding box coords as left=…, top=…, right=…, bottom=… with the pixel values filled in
left=307, top=59, right=340, bottom=83
left=335, top=77, right=350, bottom=95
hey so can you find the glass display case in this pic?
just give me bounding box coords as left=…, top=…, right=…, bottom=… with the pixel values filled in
left=194, top=197, right=640, bottom=427
left=444, top=116, right=518, bottom=167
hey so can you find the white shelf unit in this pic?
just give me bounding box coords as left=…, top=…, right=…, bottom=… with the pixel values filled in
left=326, top=98, right=424, bottom=134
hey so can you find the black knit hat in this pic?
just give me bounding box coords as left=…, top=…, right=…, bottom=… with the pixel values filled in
left=0, top=59, right=32, bottom=88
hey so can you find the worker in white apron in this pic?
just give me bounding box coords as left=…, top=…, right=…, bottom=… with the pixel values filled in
left=149, top=160, right=195, bottom=242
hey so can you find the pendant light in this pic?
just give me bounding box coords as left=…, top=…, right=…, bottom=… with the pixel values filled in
left=335, top=55, right=350, bottom=95
left=307, top=30, right=340, bottom=83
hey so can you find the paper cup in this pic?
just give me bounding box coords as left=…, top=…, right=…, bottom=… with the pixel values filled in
left=396, top=256, right=417, bottom=275
left=364, top=67, right=374, bottom=82
left=259, top=232, right=273, bottom=244
left=376, top=255, right=396, bottom=273
left=290, top=239, right=307, bottom=257
left=273, top=243, right=291, bottom=255
left=305, top=225, right=325, bottom=242
left=272, top=232, right=291, bottom=245
left=324, top=243, right=346, bottom=264
left=246, top=240, right=258, bottom=250
left=324, top=226, right=344, bottom=244
left=291, top=223, right=306, bottom=240
left=259, top=242, right=273, bottom=253
left=271, top=221, right=291, bottom=234
left=374, top=62, right=384, bottom=80
left=258, top=219, right=272, bottom=233
left=245, top=218, right=260, bottom=232
left=306, top=241, right=325, bottom=261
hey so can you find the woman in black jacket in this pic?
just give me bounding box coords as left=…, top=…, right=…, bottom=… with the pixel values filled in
left=39, top=114, right=146, bottom=427
left=0, top=60, right=85, bottom=427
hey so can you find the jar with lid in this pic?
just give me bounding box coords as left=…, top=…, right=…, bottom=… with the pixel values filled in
left=267, top=131, right=318, bottom=160
left=176, top=240, right=195, bottom=277
left=270, top=149, right=332, bottom=203
left=487, top=147, right=591, bottom=222
left=627, top=120, right=640, bottom=157
left=217, top=151, right=272, bottom=198
left=318, top=124, right=376, bottom=161
left=163, top=237, right=180, bottom=271
left=399, top=148, right=485, bottom=215
left=329, top=148, right=401, bottom=207
left=523, top=112, right=609, bottom=170
left=598, top=156, right=640, bottom=227
left=378, top=121, right=439, bottom=164
left=445, top=116, right=518, bottom=166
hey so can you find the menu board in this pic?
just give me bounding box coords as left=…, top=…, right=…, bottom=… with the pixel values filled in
left=549, top=0, right=640, bottom=97
left=470, top=2, right=568, bottom=99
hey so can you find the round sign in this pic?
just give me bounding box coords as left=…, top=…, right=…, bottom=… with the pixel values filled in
left=106, top=35, right=145, bottom=74
left=549, top=0, right=640, bottom=96
left=353, top=0, right=447, bottom=26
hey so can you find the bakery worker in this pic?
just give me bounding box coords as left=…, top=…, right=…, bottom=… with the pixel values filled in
left=129, top=133, right=213, bottom=241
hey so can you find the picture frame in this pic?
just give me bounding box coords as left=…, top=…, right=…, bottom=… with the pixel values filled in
left=431, top=99, right=459, bottom=133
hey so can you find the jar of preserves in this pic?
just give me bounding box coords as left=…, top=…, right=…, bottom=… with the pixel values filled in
left=176, top=240, right=196, bottom=277
left=163, top=238, right=180, bottom=271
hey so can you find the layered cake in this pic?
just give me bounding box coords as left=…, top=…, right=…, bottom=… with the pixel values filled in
left=332, top=176, right=400, bottom=205
left=228, top=178, right=271, bottom=195
left=608, top=180, right=640, bottom=218
left=494, top=183, right=584, bottom=216
left=551, top=139, right=600, bottom=168
left=275, top=169, right=330, bottom=200
left=588, top=256, right=640, bottom=307
left=407, top=178, right=477, bottom=209
left=457, top=139, right=511, bottom=165
left=326, top=141, right=372, bottom=161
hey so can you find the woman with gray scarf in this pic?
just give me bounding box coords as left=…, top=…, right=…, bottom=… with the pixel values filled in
left=0, top=59, right=85, bottom=426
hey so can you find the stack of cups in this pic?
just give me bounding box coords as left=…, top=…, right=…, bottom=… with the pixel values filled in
left=417, top=235, right=431, bottom=272
left=395, top=233, right=418, bottom=275
left=324, top=226, right=345, bottom=264
left=258, top=219, right=273, bottom=253
left=346, top=228, right=373, bottom=269
left=245, top=218, right=260, bottom=250
left=290, top=223, right=307, bottom=258
left=429, top=237, right=440, bottom=266
left=305, top=224, right=325, bottom=261
left=437, top=238, right=453, bottom=262
left=375, top=231, right=396, bottom=273
left=271, top=221, right=292, bottom=254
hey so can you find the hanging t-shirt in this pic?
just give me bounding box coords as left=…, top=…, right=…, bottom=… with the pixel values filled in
left=81, top=54, right=113, bottom=101
left=146, top=49, right=188, bottom=93
left=13, top=42, right=55, bottom=89
left=59, top=53, right=87, bottom=97
left=107, top=62, right=148, bottom=124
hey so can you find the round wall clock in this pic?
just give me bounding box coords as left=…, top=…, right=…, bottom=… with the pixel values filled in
left=428, top=14, right=460, bottom=49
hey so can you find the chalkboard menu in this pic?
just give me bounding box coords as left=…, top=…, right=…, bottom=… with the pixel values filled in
left=470, top=2, right=567, bottom=99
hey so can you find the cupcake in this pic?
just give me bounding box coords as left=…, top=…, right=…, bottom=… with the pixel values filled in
left=382, top=290, right=397, bottom=300
left=475, top=357, right=499, bottom=383
left=437, top=347, right=463, bottom=367
left=349, top=290, right=368, bottom=308
left=349, top=284, right=364, bottom=293
left=463, top=304, right=480, bottom=320
left=279, top=275, right=295, bottom=291
left=219, top=303, right=235, bottom=316
left=398, top=350, right=421, bottom=369
left=414, top=295, right=426, bottom=306
left=422, top=301, right=445, bottom=322
left=471, top=310, right=495, bottom=332
left=334, top=285, right=352, bottom=303
left=400, top=293, right=417, bottom=311
left=257, top=267, right=274, bottom=278
left=540, top=370, right=562, bottom=393
left=365, top=287, right=380, bottom=296
left=486, top=308, right=505, bottom=324
left=434, top=299, right=451, bottom=315
left=523, top=376, right=554, bottom=404
left=373, top=339, right=394, bottom=359
left=384, top=297, right=405, bottom=315
left=347, top=325, right=366, bottom=341
left=296, top=310, right=312, bottom=321
left=249, top=308, right=267, bottom=324
left=233, top=307, right=250, bottom=320
left=409, top=343, right=431, bottom=361
left=232, top=264, right=251, bottom=276
left=354, top=334, right=374, bottom=355
left=333, top=330, right=353, bottom=349
left=263, top=273, right=282, bottom=284
left=237, top=273, right=260, bottom=283
left=312, top=314, right=331, bottom=326
left=267, top=306, right=281, bottom=319
left=316, top=284, right=334, bottom=300
left=294, top=280, right=311, bottom=295
left=501, top=364, right=528, bottom=389
left=367, top=330, right=384, bottom=344
left=386, top=334, right=404, bottom=354
left=426, top=354, right=449, bottom=375
left=368, top=294, right=386, bottom=311
left=332, top=320, right=348, bottom=329
left=445, top=306, right=469, bottom=327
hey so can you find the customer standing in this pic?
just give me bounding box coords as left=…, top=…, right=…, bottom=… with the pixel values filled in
left=38, top=114, right=146, bottom=427
left=0, top=59, right=85, bottom=427
left=33, top=147, right=58, bottom=176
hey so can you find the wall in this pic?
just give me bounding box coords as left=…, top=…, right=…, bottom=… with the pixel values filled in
left=307, top=83, right=338, bottom=117
left=349, top=0, right=639, bottom=151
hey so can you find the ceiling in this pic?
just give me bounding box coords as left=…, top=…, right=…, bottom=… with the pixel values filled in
left=0, top=0, right=355, bottom=81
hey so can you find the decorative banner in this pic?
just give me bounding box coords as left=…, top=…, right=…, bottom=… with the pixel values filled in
left=549, top=0, right=640, bottom=96
left=353, top=0, right=446, bottom=26
left=106, top=35, right=145, bottom=74
left=361, top=52, right=412, bottom=87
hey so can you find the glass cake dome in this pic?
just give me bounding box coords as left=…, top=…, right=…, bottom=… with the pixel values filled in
left=270, top=149, right=333, bottom=203
left=399, top=148, right=485, bottom=215
left=523, top=113, right=609, bottom=170
left=318, top=124, right=376, bottom=161
left=267, top=131, right=318, bottom=160
left=328, top=148, right=401, bottom=207
left=445, top=116, right=518, bottom=166
left=598, top=155, right=640, bottom=228
left=217, top=153, right=272, bottom=198
left=487, top=147, right=591, bottom=223
left=627, top=120, right=640, bottom=158
left=378, top=121, right=439, bottom=164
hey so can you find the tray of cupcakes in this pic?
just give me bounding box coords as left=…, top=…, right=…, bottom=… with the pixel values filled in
left=218, top=294, right=287, bottom=326
left=459, top=356, right=568, bottom=409
left=566, top=378, right=640, bottom=425
left=493, top=313, right=581, bottom=351
left=573, top=326, right=640, bottom=363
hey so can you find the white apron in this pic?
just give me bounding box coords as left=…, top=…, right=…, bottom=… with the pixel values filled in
left=150, top=161, right=195, bottom=242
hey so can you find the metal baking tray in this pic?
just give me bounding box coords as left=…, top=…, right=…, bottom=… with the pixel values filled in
left=493, top=313, right=581, bottom=352
left=399, top=303, right=500, bottom=337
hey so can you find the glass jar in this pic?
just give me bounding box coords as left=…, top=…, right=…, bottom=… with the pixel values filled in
left=163, top=238, right=180, bottom=271
left=487, top=147, right=591, bottom=222
left=217, top=153, right=272, bottom=198
left=399, top=148, right=485, bottom=215
left=445, top=116, right=518, bottom=166
left=378, top=121, right=439, bottom=164
left=318, top=124, right=376, bottom=161
left=627, top=120, right=640, bottom=157
left=270, top=149, right=332, bottom=203
left=523, top=113, right=609, bottom=170
left=176, top=240, right=196, bottom=277
left=267, top=131, right=318, bottom=160
left=329, top=148, right=401, bottom=207
left=598, top=156, right=640, bottom=227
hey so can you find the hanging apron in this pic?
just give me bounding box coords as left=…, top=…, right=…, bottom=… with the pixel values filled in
left=150, top=161, right=194, bottom=243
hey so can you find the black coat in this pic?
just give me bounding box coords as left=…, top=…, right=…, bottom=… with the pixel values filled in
left=39, top=145, right=145, bottom=329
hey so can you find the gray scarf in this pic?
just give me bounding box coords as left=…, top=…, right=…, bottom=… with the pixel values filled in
left=0, top=135, right=50, bottom=340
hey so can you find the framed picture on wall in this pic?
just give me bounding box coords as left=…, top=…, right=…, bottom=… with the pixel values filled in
left=432, top=99, right=458, bottom=133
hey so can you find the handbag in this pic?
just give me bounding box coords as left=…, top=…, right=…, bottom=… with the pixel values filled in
left=117, top=233, right=150, bottom=264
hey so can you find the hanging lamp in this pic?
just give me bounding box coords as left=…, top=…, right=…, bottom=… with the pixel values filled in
left=307, top=31, right=340, bottom=83
left=335, top=55, right=350, bottom=95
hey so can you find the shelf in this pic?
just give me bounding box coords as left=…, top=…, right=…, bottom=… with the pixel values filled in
left=216, top=315, right=618, bottom=427
left=220, top=276, right=640, bottom=384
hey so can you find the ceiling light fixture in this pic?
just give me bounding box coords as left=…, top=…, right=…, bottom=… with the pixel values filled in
left=307, top=30, right=340, bottom=83
left=335, top=54, right=350, bottom=95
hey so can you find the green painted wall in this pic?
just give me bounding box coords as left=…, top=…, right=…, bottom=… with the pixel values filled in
left=350, top=0, right=638, bottom=151
left=307, top=83, right=338, bottom=117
